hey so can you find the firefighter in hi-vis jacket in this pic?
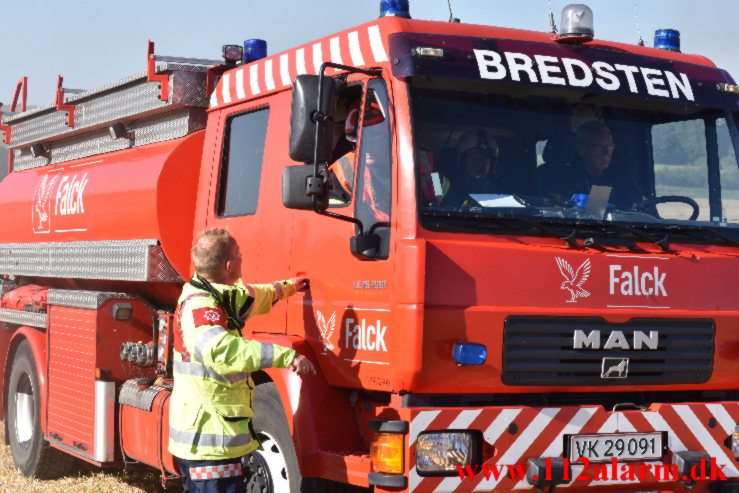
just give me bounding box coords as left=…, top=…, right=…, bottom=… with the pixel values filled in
left=169, top=228, right=315, bottom=493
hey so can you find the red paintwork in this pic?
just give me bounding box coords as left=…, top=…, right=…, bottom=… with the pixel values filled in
left=0, top=328, right=47, bottom=426
left=0, top=131, right=204, bottom=304
left=0, top=10, right=737, bottom=492
left=46, top=298, right=154, bottom=459
left=412, top=234, right=739, bottom=394
left=209, top=17, right=716, bottom=112
left=10, top=76, right=28, bottom=113
left=119, top=387, right=178, bottom=476
left=255, top=336, right=362, bottom=471
left=1, top=285, right=49, bottom=311
left=147, top=41, right=170, bottom=102
left=55, top=75, right=75, bottom=127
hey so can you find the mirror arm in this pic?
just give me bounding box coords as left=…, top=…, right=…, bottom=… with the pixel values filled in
left=306, top=61, right=383, bottom=235
left=310, top=62, right=382, bottom=183
left=369, top=222, right=391, bottom=234
left=314, top=206, right=366, bottom=235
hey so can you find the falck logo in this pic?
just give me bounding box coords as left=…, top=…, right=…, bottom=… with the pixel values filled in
left=601, top=357, right=629, bottom=379
left=555, top=257, right=591, bottom=303
left=203, top=310, right=221, bottom=323
left=316, top=310, right=336, bottom=355
left=32, top=173, right=61, bottom=233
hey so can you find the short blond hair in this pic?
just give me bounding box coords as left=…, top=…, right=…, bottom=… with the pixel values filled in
left=191, top=228, right=236, bottom=278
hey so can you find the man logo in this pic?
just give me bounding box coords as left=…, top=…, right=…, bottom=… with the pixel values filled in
left=555, top=257, right=591, bottom=303
left=601, top=358, right=629, bottom=379
left=316, top=310, right=336, bottom=355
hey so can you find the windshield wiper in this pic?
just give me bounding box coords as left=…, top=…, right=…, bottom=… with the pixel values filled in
left=423, top=210, right=579, bottom=247
left=597, top=222, right=671, bottom=251
left=656, top=224, right=739, bottom=248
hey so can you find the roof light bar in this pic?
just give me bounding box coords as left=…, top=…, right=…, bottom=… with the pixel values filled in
left=380, top=0, right=410, bottom=18
left=654, top=29, right=681, bottom=52
left=243, top=39, right=267, bottom=63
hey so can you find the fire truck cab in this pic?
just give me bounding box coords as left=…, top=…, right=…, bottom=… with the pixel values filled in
left=1, top=2, right=739, bottom=492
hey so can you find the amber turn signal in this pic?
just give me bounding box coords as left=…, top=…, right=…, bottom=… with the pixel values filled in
left=370, top=432, right=404, bottom=474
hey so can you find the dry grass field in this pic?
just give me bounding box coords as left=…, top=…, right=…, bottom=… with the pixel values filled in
left=0, top=423, right=181, bottom=493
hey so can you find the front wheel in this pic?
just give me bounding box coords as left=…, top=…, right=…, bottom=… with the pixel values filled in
left=244, top=382, right=302, bottom=492
left=6, top=340, right=74, bottom=478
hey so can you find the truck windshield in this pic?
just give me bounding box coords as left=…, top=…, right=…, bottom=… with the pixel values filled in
left=412, top=78, right=739, bottom=245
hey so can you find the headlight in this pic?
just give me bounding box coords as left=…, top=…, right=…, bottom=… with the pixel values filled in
left=416, top=431, right=479, bottom=475
left=732, top=424, right=739, bottom=459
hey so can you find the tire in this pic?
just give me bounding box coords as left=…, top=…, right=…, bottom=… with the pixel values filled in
left=244, top=382, right=302, bottom=493
left=6, top=340, right=74, bottom=478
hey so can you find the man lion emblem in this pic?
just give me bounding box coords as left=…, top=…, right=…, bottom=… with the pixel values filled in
left=555, top=257, right=591, bottom=303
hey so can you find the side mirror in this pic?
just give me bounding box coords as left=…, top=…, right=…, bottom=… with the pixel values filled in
left=289, top=75, right=337, bottom=163
left=282, top=164, right=329, bottom=211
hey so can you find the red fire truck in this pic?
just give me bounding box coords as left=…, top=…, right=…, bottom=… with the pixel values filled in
left=1, top=1, right=739, bottom=492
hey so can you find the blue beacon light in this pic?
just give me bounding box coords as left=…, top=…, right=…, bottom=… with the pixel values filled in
left=243, top=39, right=268, bottom=62
left=654, top=29, right=681, bottom=53
left=380, top=0, right=411, bottom=18
left=452, top=342, right=487, bottom=366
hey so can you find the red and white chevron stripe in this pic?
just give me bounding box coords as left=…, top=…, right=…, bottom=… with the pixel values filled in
left=408, top=403, right=739, bottom=492
left=209, top=22, right=390, bottom=109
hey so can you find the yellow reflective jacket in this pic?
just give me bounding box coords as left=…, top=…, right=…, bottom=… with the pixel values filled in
left=168, top=277, right=297, bottom=461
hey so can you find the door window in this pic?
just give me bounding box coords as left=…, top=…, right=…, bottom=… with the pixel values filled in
left=218, top=107, right=270, bottom=217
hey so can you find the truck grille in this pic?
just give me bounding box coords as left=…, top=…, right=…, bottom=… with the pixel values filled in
left=502, top=317, right=714, bottom=386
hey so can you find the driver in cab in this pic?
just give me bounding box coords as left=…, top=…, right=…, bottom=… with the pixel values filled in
left=538, top=121, right=642, bottom=210
left=442, top=130, right=503, bottom=207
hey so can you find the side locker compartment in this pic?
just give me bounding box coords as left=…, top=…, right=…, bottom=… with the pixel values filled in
left=119, top=311, right=179, bottom=479
left=45, top=290, right=155, bottom=464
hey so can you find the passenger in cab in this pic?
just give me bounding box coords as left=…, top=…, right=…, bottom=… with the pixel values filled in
left=537, top=121, right=641, bottom=209
left=327, top=100, right=360, bottom=205
left=442, top=130, right=502, bottom=207
left=328, top=98, right=391, bottom=222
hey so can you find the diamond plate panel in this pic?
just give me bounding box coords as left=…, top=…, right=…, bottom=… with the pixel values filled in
left=147, top=245, right=185, bottom=283
left=170, top=70, right=210, bottom=107
left=3, top=64, right=210, bottom=124
left=0, top=239, right=183, bottom=282
left=5, top=64, right=209, bottom=149
left=119, top=379, right=168, bottom=412
left=0, top=308, right=46, bottom=328
left=12, top=109, right=206, bottom=171
left=0, top=280, right=17, bottom=298
left=47, top=289, right=136, bottom=310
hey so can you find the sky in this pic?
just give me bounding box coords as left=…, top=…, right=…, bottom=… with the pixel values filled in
left=0, top=0, right=738, bottom=108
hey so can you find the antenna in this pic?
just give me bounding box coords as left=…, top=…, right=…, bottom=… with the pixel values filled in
left=447, top=0, right=460, bottom=23
left=548, top=0, right=558, bottom=34
left=634, top=0, right=645, bottom=46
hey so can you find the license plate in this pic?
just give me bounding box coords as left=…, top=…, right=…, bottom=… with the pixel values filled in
left=569, top=432, right=663, bottom=462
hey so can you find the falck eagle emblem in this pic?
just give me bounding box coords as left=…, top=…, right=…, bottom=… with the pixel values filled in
left=316, top=310, right=336, bottom=355
left=555, top=257, right=591, bottom=303
left=32, top=173, right=60, bottom=233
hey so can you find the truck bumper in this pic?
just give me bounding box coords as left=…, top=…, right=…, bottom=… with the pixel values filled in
left=404, top=402, right=739, bottom=493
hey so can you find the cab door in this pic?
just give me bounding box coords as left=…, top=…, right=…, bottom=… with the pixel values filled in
left=286, top=77, right=397, bottom=390
left=204, top=95, right=293, bottom=334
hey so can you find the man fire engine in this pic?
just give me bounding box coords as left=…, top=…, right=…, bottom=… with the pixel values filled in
left=0, top=1, right=738, bottom=492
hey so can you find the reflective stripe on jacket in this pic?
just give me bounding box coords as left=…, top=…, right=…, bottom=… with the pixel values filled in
left=168, top=278, right=297, bottom=461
